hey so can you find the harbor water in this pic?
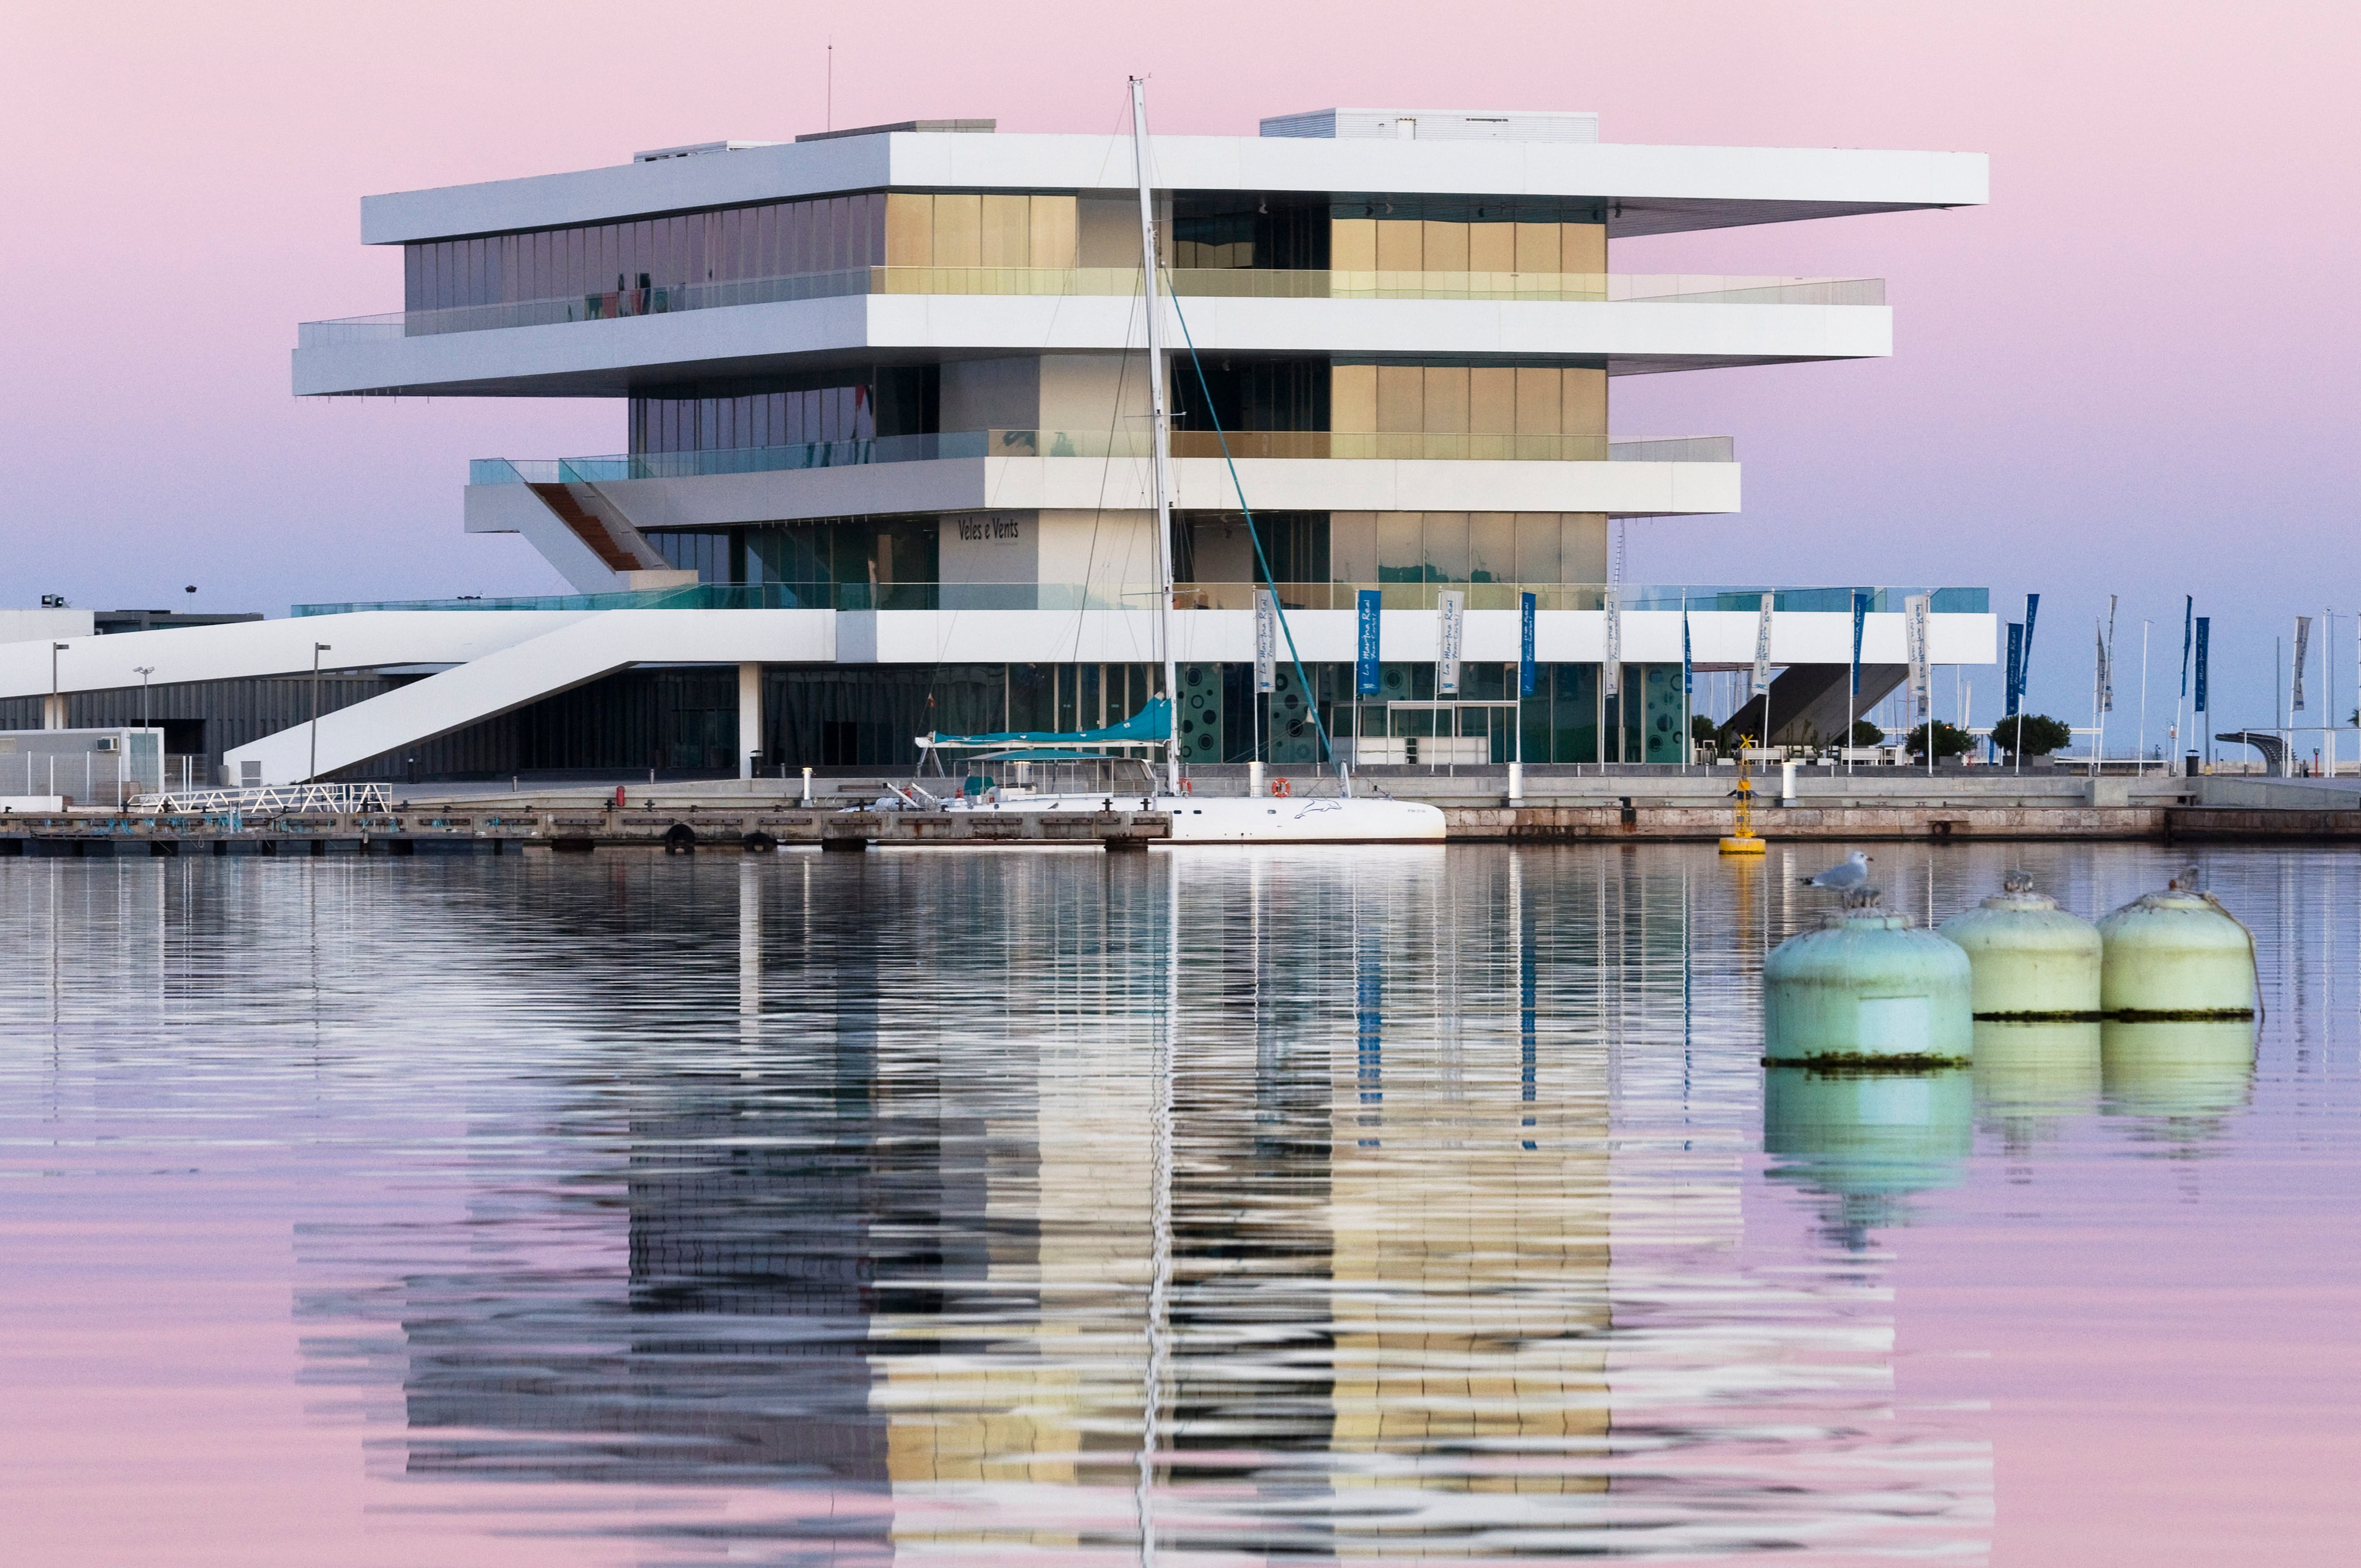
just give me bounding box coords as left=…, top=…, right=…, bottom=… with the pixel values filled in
left=3, top=843, right=2357, bottom=1565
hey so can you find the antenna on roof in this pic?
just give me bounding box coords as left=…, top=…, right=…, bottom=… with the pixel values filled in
left=826, top=38, right=833, bottom=132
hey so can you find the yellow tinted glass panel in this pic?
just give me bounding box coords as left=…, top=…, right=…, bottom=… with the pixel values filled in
left=1560, top=222, right=1606, bottom=275
left=931, top=193, right=982, bottom=266
left=1330, top=218, right=1376, bottom=271
left=1330, top=511, right=1378, bottom=580
left=980, top=195, right=1030, bottom=268
left=1469, top=513, right=1515, bottom=582
left=884, top=194, right=933, bottom=268
left=1421, top=221, right=1469, bottom=273
left=1513, top=222, right=1559, bottom=274
left=1422, top=366, right=1469, bottom=433
left=1515, top=367, right=1561, bottom=435
left=1469, top=367, right=1516, bottom=434
left=1375, top=220, right=1423, bottom=272
left=1376, top=365, right=1424, bottom=433
left=1468, top=223, right=1515, bottom=273
left=1514, top=514, right=1562, bottom=583
left=1562, top=367, right=1607, bottom=435
left=1331, top=364, right=1377, bottom=433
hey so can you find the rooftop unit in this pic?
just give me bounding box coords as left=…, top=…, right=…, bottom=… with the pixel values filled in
left=1260, top=108, right=1600, bottom=143
left=632, top=140, right=786, bottom=163
left=795, top=119, right=996, bottom=143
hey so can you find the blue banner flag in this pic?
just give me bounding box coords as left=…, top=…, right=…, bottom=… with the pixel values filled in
left=1518, top=592, right=1537, bottom=698
left=2005, top=623, right=2024, bottom=717
left=1356, top=589, right=1383, bottom=697
left=1682, top=612, right=1694, bottom=698
left=2194, top=617, right=2210, bottom=712
left=2179, top=595, right=2194, bottom=697
left=2021, top=592, right=2040, bottom=697
left=1849, top=591, right=1868, bottom=695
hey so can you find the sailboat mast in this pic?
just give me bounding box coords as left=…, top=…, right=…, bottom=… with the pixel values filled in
left=1130, top=76, right=1182, bottom=793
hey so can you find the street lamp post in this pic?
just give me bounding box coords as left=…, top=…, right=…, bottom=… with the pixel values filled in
left=134, top=666, right=155, bottom=728
left=309, top=644, right=332, bottom=783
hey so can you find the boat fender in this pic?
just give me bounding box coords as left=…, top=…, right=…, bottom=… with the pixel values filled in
left=1273, top=777, right=1291, bottom=797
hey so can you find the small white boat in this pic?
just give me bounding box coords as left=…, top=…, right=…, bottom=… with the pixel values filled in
left=949, top=787, right=1444, bottom=844
left=895, top=751, right=1447, bottom=844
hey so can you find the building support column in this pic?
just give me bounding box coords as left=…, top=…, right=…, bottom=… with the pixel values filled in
left=739, top=661, right=764, bottom=781
left=42, top=694, right=68, bottom=730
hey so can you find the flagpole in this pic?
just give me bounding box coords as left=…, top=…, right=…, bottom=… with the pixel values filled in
left=2138, top=619, right=2150, bottom=777
left=2174, top=595, right=2192, bottom=776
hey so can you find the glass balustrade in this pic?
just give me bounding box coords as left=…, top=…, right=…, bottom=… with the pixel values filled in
left=466, top=432, right=1735, bottom=488
left=303, top=268, right=1884, bottom=345
left=294, top=583, right=1986, bottom=616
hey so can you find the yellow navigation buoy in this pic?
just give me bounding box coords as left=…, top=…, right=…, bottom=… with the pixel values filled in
left=1721, top=734, right=1767, bottom=854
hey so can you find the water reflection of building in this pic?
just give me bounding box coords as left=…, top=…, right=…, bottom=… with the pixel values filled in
left=386, top=863, right=917, bottom=1552
left=1325, top=850, right=1614, bottom=1514
left=287, top=846, right=2008, bottom=1558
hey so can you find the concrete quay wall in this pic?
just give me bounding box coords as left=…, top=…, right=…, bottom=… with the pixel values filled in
left=8, top=795, right=2361, bottom=854
left=1444, top=804, right=2178, bottom=841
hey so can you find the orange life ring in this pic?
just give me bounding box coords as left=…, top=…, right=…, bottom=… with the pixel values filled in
left=1272, top=777, right=1292, bottom=797
left=1180, top=778, right=1193, bottom=795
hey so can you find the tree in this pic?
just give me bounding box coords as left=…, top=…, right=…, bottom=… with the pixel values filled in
left=1905, top=719, right=1976, bottom=760
left=1991, top=713, right=2071, bottom=757
left=1690, top=714, right=1720, bottom=746
left=1848, top=718, right=1885, bottom=747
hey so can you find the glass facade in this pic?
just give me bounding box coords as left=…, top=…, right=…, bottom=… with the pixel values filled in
left=1168, top=660, right=1671, bottom=768
left=1328, top=200, right=1608, bottom=277
left=1171, top=356, right=1330, bottom=433
left=1171, top=195, right=1331, bottom=270
left=651, top=519, right=940, bottom=605
left=401, top=190, right=1608, bottom=314
left=1172, top=513, right=1328, bottom=585
left=1330, top=512, right=1609, bottom=586
left=1333, top=361, right=1607, bottom=439
left=404, top=194, right=890, bottom=312
left=628, top=367, right=938, bottom=453
left=881, top=193, right=1078, bottom=269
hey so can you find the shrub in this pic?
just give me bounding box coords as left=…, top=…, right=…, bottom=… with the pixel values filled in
left=1848, top=718, right=1886, bottom=747
left=1991, top=713, right=2072, bottom=756
left=1904, top=720, right=1976, bottom=760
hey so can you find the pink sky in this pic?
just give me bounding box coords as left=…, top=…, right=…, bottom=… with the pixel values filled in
left=4, top=0, right=2355, bottom=731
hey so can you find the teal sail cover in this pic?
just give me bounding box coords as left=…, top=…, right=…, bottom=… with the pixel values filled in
left=924, top=697, right=1171, bottom=747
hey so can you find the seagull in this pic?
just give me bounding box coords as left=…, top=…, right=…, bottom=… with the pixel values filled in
left=1800, top=850, right=1872, bottom=890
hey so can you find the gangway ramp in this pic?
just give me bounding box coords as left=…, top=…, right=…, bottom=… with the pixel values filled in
left=223, top=609, right=834, bottom=784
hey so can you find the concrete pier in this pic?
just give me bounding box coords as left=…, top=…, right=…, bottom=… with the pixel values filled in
left=7, top=768, right=2358, bottom=854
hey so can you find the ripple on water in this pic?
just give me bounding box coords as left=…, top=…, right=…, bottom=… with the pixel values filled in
left=2, top=842, right=2356, bottom=1562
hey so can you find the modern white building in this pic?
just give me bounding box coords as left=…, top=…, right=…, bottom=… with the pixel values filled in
left=3, top=108, right=1992, bottom=783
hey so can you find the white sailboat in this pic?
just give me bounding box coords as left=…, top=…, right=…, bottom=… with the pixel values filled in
left=900, top=80, right=1446, bottom=846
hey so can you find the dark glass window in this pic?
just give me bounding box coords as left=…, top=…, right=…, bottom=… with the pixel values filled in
left=1170, top=194, right=1330, bottom=269
left=1322, top=193, right=1609, bottom=224
left=628, top=366, right=939, bottom=454
left=1171, top=357, right=1329, bottom=433
left=403, top=192, right=887, bottom=313
left=1172, top=512, right=1326, bottom=587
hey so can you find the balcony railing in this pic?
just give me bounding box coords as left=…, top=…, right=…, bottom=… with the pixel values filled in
left=300, top=268, right=1885, bottom=345
left=294, top=583, right=1987, bottom=617
left=468, top=431, right=1734, bottom=487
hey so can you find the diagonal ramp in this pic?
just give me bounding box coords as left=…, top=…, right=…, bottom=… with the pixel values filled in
left=224, top=610, right=834, bottom=783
